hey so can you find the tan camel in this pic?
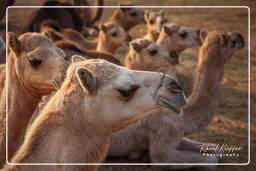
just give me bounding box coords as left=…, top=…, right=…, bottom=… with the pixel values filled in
left=3, top=58, right=187, bottom=171
left=42, top=22, right=130, bottom=54
left=144, top=11, right=168, bottom=41
left=124, top=38, right=178, bottom=76
left=110, top=3, right=145, bottom=32
left=0, top=32, right=68, bottom=166
left=96, top=22, right=131, bottom=54
left=157, top=23, right=202, bottom=63
left=108, top=31, right=245, bottom=170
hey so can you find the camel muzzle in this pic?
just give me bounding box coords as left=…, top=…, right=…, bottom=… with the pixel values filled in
left=155, top=75, right=187, bottom=114
left=228, top=32, right=245, bottom=49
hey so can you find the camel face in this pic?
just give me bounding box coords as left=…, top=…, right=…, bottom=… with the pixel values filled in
left=157, top=23, right=201, bottom=53
left=67, top=58, right=186, bottom=133
left=99, top=22, right=131, bottom=49
left=200, top=31, right=245, bottom=63
left=118, top=6, right=145, bottom=27
left=8, top=32, right=68, bottom=94
left=130, top=38, right=178, bottom=67
left=145, top=11, right=168, bottom=36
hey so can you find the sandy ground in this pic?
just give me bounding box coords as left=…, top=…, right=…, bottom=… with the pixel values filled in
left=0, top=0, right=255, bottom=171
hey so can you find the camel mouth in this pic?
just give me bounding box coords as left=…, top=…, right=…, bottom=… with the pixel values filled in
left=156, top=96, right=182, bottom=114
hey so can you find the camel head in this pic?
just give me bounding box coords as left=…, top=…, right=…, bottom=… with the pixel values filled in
left=112, top=3, right=145, bottom=31
left=145, top=10, right=168, bottom=40
left=127, top=38, right=178, bottom=71
left=8, top=32, right=69, bottom=95
left=62, top=57, right=187, bottom=134
left=199, top=31, right=245, bottom=65
left=157, top=23, right=201, bottom=61
left=99, top=21, right=131, bottom=52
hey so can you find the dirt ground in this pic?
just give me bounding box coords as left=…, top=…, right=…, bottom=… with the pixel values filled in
left=0, top=0, right=255, bottom=171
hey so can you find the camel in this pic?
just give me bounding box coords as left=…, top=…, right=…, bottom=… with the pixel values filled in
left=59, top=0, right=104, bottom=26
left=110, top=3, right=145, bottom=32
left=22, top=0, right=83, bottom=33
left=124, top=38, right=178, bottom=76
left=42, top=21, right=131, bottom=54
left=96, top=22, right=131, bottom=54
left=54, top=40, right=122, bottom=65
left=108, top=31, right=245, bottom=170
left=3, top=58, right=187, bottom=171
left=157, top=23, right=202, bottom=64
left=0, top=32, right=69, bottom=166
left=144, top=11, right=168, bottom=41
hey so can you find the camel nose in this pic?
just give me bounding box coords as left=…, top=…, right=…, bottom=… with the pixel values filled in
left=229, top=32, right=245, bottom=49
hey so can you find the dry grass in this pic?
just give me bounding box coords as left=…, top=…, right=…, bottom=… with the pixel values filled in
left=1, top=0, right=255, bottom=171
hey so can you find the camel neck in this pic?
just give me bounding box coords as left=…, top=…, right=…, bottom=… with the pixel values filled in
left=7, top=59, right=42, bottom=159
left=182, top=48, right=225, bottom=135
left=97, top=35, right=116, bottom=54
left=10, top=93, right=109, bottom=166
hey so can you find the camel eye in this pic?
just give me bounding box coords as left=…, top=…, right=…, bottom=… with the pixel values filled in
left=148, top=48, right=158, bottom=55
left=118, top=85, right=139, bottom=101
left=150, top=20, right=154, bottom=25
left=179, top=32, right=187, bottom=39
left=130, top=12, right=137, bottom=16
left=29, top=58, right=42, bottom=68
left=112, top=32, right=118, bottom=37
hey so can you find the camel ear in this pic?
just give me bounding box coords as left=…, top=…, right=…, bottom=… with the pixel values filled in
left=131, top=42, right=142, bottom=53
left=8, top=32, right=21, bottom=56
left=99, top=24, right=107, bottom=32
left=76, top=67, right=96, bottom=94
left=164, top=26, right=172, bottom=35
left=72, top=55, right=87, bottom=64
left=200, top=30, right=208, bottom=42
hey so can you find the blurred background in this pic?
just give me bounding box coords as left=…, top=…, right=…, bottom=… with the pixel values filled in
left=0, top=0, right=255, bottom=171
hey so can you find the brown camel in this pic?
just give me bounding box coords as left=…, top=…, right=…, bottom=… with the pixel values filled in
left=60, top=0, right=104, bottom=26
left=110, top=3, right=145, bottom=32
left=0, top=32, right=68, bottom=166
left=22, top=0, right=83, bottom=33
left=108, top=31, right=245, bottom=170
left=3, top=58, right=187, bottom=171
left=157, top=23, right=202, bottom=63
left=144, top=11, right=168, bottom=41
left=54, top=40, right=122, bottom=65
left=42, top=22, right=130, bottom=54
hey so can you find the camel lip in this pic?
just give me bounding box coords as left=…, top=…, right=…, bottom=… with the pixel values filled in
left=156, top=96, right=182, bottom=114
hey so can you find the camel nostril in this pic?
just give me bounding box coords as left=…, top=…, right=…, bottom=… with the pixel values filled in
left=168, top=81, right=182, bottom=94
